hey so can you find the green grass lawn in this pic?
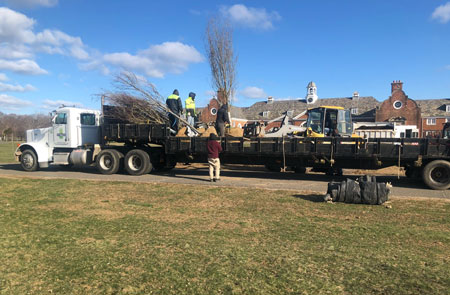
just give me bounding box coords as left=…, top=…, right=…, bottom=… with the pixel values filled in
left=0, top=141, right=21, bottom=163
left=0, top=177, right=449, bottom=294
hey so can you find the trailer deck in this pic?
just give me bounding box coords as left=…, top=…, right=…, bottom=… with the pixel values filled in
left=102, top=123, right=450, bottom=190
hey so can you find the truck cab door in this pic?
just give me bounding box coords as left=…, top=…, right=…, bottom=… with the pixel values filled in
left=53, top=112, right=69, bottom=145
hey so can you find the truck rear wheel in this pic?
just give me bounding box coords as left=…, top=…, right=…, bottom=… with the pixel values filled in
left=124, top=149, right=152, bottom=175
left=422, top=160, right=450, bottom=190
left=20, top=149, right=38, bottom=172
left=96, top=149, right=121, bottom=175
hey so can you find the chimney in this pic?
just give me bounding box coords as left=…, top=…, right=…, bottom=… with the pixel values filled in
left=391, top=80, right=403, bottom=93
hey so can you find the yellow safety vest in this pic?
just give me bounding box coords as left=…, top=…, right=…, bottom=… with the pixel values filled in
left=185, top=97, right=196, bottom=115
left=167, top=94, right=180, bottom=100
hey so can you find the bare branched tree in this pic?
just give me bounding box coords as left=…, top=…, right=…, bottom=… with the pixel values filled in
left=102, top=72, right=168, bottom=124
left=101, top=72, right=198, bottom=133
left=205, top=17, right=237, bottom=108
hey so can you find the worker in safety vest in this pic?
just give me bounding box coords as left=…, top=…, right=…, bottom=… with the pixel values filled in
left=185, top=92, right=196, bottom=126
left=166, top=89, right=183, bottom=132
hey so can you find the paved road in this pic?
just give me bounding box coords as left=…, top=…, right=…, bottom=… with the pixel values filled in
left=0, top=163, right=449, bottom=199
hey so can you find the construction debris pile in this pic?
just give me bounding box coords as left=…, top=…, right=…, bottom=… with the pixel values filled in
left=324, top=176, right=391, bottom=205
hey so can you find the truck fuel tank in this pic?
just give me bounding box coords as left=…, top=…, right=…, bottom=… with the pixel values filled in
left=69, top=149, right=93, bottom=166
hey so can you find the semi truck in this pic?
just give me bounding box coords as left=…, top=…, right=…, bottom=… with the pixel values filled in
left=14, top=106, right=450, bottom=190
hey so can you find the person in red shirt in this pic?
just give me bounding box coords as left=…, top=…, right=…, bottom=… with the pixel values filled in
left=207, top=133, right=222, bottom=182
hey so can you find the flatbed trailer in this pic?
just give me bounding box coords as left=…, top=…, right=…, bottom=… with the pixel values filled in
left=102, top=123, right=450, bottom=190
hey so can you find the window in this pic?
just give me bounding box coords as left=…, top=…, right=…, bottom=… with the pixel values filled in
left=427, top=118, right=436, bottom=125
left=80, top=113, right=96, bottom=125
left=393, top=100, right=403, bottom=109
left=263, top=111, right=270, bottom=118
left=55, top=113, right=67, bottom=124
left=446, top=105, right=450, bottom=112
left=306, top=108, right=323, bottom=133
left=351, top=108, right=358, bottom=115
left=210, top=108, right=217, bottom=115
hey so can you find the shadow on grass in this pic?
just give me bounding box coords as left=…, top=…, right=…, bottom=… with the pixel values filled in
left=292, top=194, right=325, bottom=203
left=0, top=163, right=431, bottom=191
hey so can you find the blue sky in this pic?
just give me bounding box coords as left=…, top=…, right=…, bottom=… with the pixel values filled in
left=0, top=0, right=449, bottom=114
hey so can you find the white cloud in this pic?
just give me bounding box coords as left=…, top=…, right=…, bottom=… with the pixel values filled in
left=1, top=0, right=58, bottom=8
left=0, top=73, right=8, bottom=81
left=241, top=86, right=267, bottom=99
left=0, top=44, right=33, bottom=59
left=0, top=7, right=36, bottom=43
left=0, top=7, right=202, bottom=80
left=221, top=4, right=281, bottom=30
left=35, top=29, right=89, bottom=60
left=101, top=42, right=204, bottom=78
left=0, top=7, right=90, bottom=76
left=41, top=99, right=83, bottom=109
left=0, top=59, right=48, bottom=75
left=0, top=94, right=33, bottom=110
left=0, top=81, right=36, bottom=92
left=432, top=2, right=450, bottom=23
left=79, top=60, right=110, bottom=76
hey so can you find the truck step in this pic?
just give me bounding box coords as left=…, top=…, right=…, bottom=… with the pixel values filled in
left=53, top=152, right=70, bottom=165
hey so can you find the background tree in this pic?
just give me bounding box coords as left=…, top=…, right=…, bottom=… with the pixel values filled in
left=0, top=112, right=50, bottom=140
left=205, top=17, right=237, bottom=109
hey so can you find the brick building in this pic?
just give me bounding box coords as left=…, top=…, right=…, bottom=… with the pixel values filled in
left=416, top=99, right=450, bottom=137
left=197, top=81, right=449, bottom=138
left=375, top=81, right=422, bottom=131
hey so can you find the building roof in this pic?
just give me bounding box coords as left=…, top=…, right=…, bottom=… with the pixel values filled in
left=415, top=99, right=450, bottom=117
left=239, top=96, right=380, bottom=120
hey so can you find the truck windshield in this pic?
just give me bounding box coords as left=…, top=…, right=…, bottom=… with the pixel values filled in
left=306, top=108, right=324, bottom=134
left=55, top=113, right=67, bottom=124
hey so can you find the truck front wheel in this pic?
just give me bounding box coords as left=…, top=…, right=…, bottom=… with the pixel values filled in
left=20, top=149, right=38, bottom=172
left=124, top=149, right=152, bottom=175
left=422, top=160, right=450, bottom=190
left=96, top=149, right=121, bottom=175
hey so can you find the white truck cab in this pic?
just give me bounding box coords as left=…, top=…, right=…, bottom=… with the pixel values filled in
left=15, top=107, right=101, bottom=171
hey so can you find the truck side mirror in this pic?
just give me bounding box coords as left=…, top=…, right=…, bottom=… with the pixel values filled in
left=50, top=111, right=56, bottom=124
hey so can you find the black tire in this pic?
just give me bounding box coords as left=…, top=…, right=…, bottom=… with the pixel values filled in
left=124, top=149, right=152, bottom=175
left=96, top=149, right=121, bottom=175
left=422, top=160, right=450, bottom=190
left=20, top=149, right=38, bottom=172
